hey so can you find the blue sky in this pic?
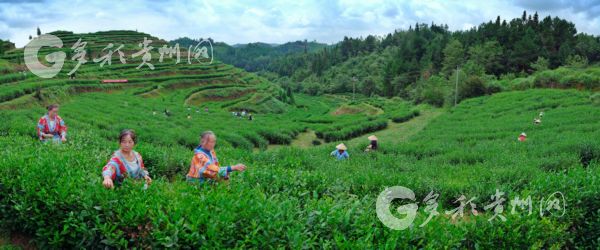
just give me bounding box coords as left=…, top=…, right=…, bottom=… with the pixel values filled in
left=1, top=0, right=600, bottom=48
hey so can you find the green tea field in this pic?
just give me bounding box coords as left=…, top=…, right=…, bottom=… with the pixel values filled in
left=1, top=14, right=599, bottom=249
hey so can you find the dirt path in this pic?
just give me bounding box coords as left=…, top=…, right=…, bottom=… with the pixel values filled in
left=346, top=107, right=444, bottom=148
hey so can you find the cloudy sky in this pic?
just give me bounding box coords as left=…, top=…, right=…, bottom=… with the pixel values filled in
left=1, top=0, right=600, bottom=48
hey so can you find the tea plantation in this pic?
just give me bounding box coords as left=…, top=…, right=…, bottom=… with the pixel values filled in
left=0, top=31, right=598, bottom=249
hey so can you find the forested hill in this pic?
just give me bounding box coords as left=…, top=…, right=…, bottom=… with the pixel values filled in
left=182, top=11, right=600, bottom=106
left=169, top=37, right=329, bottom=72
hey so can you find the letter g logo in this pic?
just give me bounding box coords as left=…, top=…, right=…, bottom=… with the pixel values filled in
left=24, top=34, right=66, bottom=78
left=376, top=186, right=418, bottom=230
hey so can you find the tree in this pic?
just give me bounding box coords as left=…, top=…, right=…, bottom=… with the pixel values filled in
left=286, top=86, right=295, bottom=104
left=511, top=27, right=539, bottom=72
left=304, top=39, right=308, bottom=54
left=558, top=43, right=574, bottom=65
left=531, top=57, right=549, bottom=72
left=364, top=35, right=377, bottom=53
left=575, top=34, right=600, bottom=62
left=37, top=27, right=41, bottom=36
left=468, top=41, right=502, bottom=74
left=361, top=77, right=376, bottom=96
left=302, top=81, right=322, bottom=95
left=197, top=13, right=599, bottom=105
left=382, top=61, right=395, bottom=97
left=442, top=39, right=465, bottom=76
left=459, top=76, right=487, bottom=101
left=565, top=55, right=588, bottom=68
left=418, top=75, right=448, bottom=107
left=462, top=60, right=485, bottom=76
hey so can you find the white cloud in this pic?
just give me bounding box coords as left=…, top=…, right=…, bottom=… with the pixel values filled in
left=0, top=0, right=599, bottom=48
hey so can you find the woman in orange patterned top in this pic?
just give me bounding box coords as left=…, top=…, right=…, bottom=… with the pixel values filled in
left=186, top=131, right=246, bottom=186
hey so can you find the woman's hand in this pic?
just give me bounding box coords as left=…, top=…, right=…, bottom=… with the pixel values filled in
left=232, top=164, right=247, bottom=172
left=144, top=175, right=152, bottom=185
left=103, top=177, right=114, bottom=189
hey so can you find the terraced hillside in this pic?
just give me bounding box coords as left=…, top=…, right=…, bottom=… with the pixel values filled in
left=0, top=30, right=288, bottom=114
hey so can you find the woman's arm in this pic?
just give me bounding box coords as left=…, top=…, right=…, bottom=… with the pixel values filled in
left=36, top=119, right=46, bottom=140
left=102, top=161, right=117, bottom=189
left=137, top=153, right=152, bottom=183
left=59, top=118, right=67, bottom=140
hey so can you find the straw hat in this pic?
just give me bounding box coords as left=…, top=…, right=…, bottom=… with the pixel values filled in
left=368, top=135, right=378, bottom=141
left=336, top=143, right=347, bottom=150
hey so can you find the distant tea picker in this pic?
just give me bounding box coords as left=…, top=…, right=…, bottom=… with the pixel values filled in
left=331, top=143, right=349, bottom=160
left=533, top=110, right=543, bottom=125
left=36, top=104, right=67, bottom=144
left=518, top=132, right=527, bottom=142
left=365, top=135, right=378, bottom=152
left=186, top=131, right=247, bottom=186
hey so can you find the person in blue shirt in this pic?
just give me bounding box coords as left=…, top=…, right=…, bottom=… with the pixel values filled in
left=331, top=143, right=349, bottom=160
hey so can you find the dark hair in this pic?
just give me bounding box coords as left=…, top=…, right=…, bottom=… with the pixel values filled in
left=200, top=130, right=216, bottom=144
left=47, top=104, right=59, bottom=111
left=370, top=140, right=378, bottom=150
left=119, top=129, right=137, bottom=144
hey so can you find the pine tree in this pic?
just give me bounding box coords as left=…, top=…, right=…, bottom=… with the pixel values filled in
left=511, top=27, right=539, bottom=72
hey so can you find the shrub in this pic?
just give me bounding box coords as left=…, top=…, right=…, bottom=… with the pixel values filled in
left=459, top=76, right=487, bottom=101
left=591, top=93, right=600, bottom=106
left=578, top=143, right=600, bottom=168
left=258, top=130, right=293, bottom=145
left=534, top=70, right=561, bottom=88
left=390, top=109, right=420, bottom=123
left=317, top=118, right=388, bottom=142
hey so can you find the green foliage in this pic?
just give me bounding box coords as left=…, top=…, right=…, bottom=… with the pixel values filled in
left=315, top=117, right=388, bottom=142
left=468, top=41, right=502, bottom=74
left=0, top=28, right=599, bottom=249
left=414, top=75, right=450, bottom=107
left=0, top=89, right=598, bottom=248
left=442, top=39, right=465, bottom=76
left=213, top=13, right=593, bottom=104
left=0, top=39, right=15, bottom=56
left=591, top=93, right=600, bottom=106
left=565, top=54, right=589, bottom=68
left=490, top=66, right=600, bottom=91
left=390, top=109, right=420, bottom=123
left=531, top=57, right=549, bottom=72
left=459, top=76, right=487, bottom=101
